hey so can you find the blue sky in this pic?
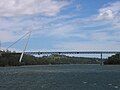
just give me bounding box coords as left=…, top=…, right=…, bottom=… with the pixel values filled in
left=0, top=0, right=120, bottom=53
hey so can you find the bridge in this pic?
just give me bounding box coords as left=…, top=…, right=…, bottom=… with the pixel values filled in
left=24, top=51, right=120, bottom=55
left=17, top=51, right=119, bottom=65
left=23, top=51, right=119, bottom=64
left=24, top=51, right=120, bottom=60
left=2, top=31, right=120, bottom=65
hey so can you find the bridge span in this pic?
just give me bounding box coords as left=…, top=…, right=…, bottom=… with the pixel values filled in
left=24, top=51, right=120, bottom=55
left=23, top=51, right=120, bottom=65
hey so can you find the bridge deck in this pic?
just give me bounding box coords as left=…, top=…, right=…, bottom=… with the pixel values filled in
left=23, top=51, right=120, bottom=55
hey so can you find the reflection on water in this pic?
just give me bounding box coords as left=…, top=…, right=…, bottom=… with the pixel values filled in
left=0, top=64, right=120, bottom=90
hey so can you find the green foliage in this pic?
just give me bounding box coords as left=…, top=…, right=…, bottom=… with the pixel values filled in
left=0, top=51, right=20, bottom=66
left=104, top=54, right=120, bottom=65
left=0, top=51, right=100, bottom=67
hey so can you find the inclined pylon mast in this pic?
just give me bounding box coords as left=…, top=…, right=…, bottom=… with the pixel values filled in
left=19, top=31, right=31, bottom=62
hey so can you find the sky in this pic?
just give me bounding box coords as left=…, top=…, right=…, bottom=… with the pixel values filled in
left=0, top=0, right=120, bottom=54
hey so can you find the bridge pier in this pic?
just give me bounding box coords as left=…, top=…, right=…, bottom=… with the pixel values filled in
left=0, top=51, right=2, bottom=57
left=119, top=53, right=120, bottom=60
left=100, top=53, right=104, bottom=66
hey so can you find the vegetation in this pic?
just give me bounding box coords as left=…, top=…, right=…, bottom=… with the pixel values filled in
left=0, top=50, right=20, bottom=66
left=1, top=50, right=119, bottom=66
left=104, top=53, right=120, bottom=65
left=0, top=50, right=101, bottom=67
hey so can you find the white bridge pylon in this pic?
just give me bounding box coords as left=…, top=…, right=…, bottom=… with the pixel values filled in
left=19, top=31, right=31, bottom=62
left=6, top=31, right=31, bottom=62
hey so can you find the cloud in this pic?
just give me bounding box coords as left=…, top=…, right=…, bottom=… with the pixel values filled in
left=55, top=41, right=120, bottom=51
left=97, top=9, right=114, bottom=20
left=0, top=0, right=70, bottom=42
left=0, top=0, right=69, bottom=17
left=0, top=31, right=16, bottom=42
left=48, top=24, right=75, bottom=37
left=44, top=1, right=120, bottom=51
left=90, top=32, right=109, bottom=41
left=94, top=1, right=120, bottom=30
left=96, top=1, right=120, bottom=20
left=0, top=0, right=120, bottom=52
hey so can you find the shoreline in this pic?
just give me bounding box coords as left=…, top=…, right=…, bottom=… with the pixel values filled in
left=0, top=63, right=120, bottom=68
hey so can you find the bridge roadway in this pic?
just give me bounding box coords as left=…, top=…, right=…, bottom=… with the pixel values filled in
left=24, top=51, right=120, bottom=55
left=19, top=51, right=120, bottom=65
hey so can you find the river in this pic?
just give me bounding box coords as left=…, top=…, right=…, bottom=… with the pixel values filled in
left=0, top=64, right=120, bottom=90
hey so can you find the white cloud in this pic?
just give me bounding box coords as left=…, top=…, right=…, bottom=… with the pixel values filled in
left=91, top=32, right=109, bottom=41
left=96, top=1, right=120, bottom=20
left=0, top=0, right=70, bottom=42
left=0, top=31, right=17, bottom=42
left=55, top=42, right=120, bottom=51
left=97, top=9, right=114, bottom=20
left=0, top=0, right=69, bottom=17
left=48, top=24, right=75, bottom=37
left=0, top=14, right=76, bottom=42
left=0, top=0, right=120, bottom=53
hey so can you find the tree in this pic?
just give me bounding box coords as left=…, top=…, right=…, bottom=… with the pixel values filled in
left=104, top=54, right=120, bottom=65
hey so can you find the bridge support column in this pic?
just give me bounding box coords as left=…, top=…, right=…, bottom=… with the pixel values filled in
left=100, top=53, right=104, bottom=66
left=0, top=51, right=2, bottom=57
left=119, top=53, right=120, bottom=60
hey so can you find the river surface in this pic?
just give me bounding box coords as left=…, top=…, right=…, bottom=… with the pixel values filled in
left=0, top=64, right=120, bottom=90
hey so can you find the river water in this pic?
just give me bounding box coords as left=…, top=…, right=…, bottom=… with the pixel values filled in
left=0, top=64, right=120, bottom=90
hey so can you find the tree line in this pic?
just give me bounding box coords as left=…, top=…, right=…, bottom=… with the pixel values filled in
left=1, top=50, right=119, bottom=67
left=0, top=50, right=100, bottom=67
left=104, top=53, right=120, bottom=65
